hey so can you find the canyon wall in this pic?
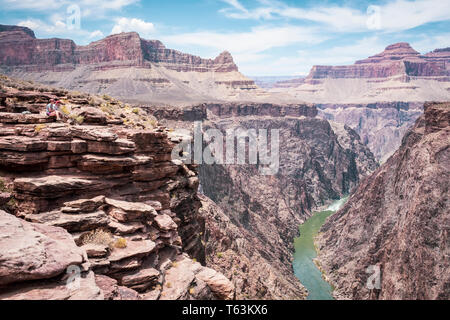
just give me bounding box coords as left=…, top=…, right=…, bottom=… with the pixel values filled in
left=316, top=102, right=450, bottom=300
left=266, top=43, right=449, bottom=161
left=195, top=103, right=377, bottom=299
left=140, top=101, right=378, bottom=299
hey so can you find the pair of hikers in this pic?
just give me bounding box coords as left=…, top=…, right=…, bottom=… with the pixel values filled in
left=46, top=99, right=62, bottom=120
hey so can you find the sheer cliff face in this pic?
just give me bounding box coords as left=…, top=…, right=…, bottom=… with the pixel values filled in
left=316, top=102, right=450, bottom=300
left=0, top=76, right=234, bottom=300
left=199, top=194, right=307, bottom=300
left=0, top=25, right=261, bottom=104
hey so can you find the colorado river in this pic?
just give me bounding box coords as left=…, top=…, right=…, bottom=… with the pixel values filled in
left=293, top=197, right=348, bottom=300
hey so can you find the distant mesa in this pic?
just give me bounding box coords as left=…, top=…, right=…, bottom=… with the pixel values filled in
left=305, top=42, right=450, bottom=81
left=0, top=25, right=238, bottom=73
left=0, top=24, right=260, bottom=104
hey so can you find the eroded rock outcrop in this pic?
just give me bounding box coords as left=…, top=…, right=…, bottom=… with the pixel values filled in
left=316, top=102, right=450, bottom=300
left=307, top=42, right=449, bottom=81
left=0, top=75, right=233, bottom=300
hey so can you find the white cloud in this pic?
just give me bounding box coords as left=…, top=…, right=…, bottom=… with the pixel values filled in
left=1, top=0, right=138, bottom=11
left=111, top=17, right=155, bottom=38
left=17, top=18, right=104, bottom=44
left=410, top=33, right=450, bottom=53
left=219, top=0, right=450, bottom=33
left=89, top=30, right=104, bottom=39
left=239, top=37, right=389, bottom=76
left=163, top=25, right=326, bottom=55
left=18, top=18, right=66, bottom=34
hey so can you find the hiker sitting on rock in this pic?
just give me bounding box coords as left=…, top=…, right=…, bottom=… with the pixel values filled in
left=46, top=99, right=61, bottom=120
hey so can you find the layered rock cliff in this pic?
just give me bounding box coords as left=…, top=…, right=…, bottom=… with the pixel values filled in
left=316, top=102, right=450, bottom=300
left=0, top=75, right=233, bottom=300
left=0, top=24, right=263, bottom=104
left=307, top=42, right=449, bottom=82
left=269, top=43, right=450, bottom=104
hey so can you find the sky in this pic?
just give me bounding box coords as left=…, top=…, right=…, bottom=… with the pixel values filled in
left=1, top=0, right=449, bottom=76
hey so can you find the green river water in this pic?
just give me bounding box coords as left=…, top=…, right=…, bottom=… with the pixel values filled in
left=293, top=197, right=348, bottom=300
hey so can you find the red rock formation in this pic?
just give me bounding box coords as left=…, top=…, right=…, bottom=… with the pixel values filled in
left=0, top=75, right=234, bottom=300
left=0, top=24, right=259, bottom=104
left=304, top=42, right=449, bottom=81
left=316, top=102, right=450, bottom=300
left=0, top=24, right=240, bottom=74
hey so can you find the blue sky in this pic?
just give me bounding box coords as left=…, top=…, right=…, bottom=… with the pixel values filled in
left=1, top=0, right=449, bottom=76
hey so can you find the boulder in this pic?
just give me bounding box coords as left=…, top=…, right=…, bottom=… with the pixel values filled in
left=0, top=271, right=103, bottom=300
left=0, top=210, right=85, bottom=285
left=154, top=214, right=177, bottom=232
left=108, top=240, right=156, bottom=263
left=62, top=195, right=106, bottom=213
left=105, top=198, right=158, bottom=221
left=81, top=243, right=109, bottom=258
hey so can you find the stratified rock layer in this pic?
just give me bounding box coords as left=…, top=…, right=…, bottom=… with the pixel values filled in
left=0, top=75, right=233, bottom=300
left=0, top=25, right=262, bottom=104
left=316, top=102, right=450, bottom=300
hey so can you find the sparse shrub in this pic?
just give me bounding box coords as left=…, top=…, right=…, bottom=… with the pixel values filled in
left=217, top=252, right=223, bottom=259
left=7, top=197, right=17, bottom=208
left=79, top=228, right=114, bottom=248
left=34, top=124, right=47, bottom=133
left=75, top=116, right=84, bottom=124
left=60, top=105, right=70, bottom=116
left=100, top=103, right=115, bottom=115
left=114, top=237, right=127, bottom=249
left=88, top=97, right=97, bottom=106
left=132, top=107, right=140, bottom=114
left=0, top=178, right=6, bottom=192
left=189, top=287, right=195, bottom=295
left=166, top=282, right=172, bottom=288
left=102, top=94, right=112, bottom=101
left=172, top=261, right=178, bottom=268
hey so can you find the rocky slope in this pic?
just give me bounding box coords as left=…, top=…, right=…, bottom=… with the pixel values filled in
left=316, top=102, right=450, bottom=300
left=0, top=75, right=233, bottom=300
left=0, top=24, right=268, bottom=104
